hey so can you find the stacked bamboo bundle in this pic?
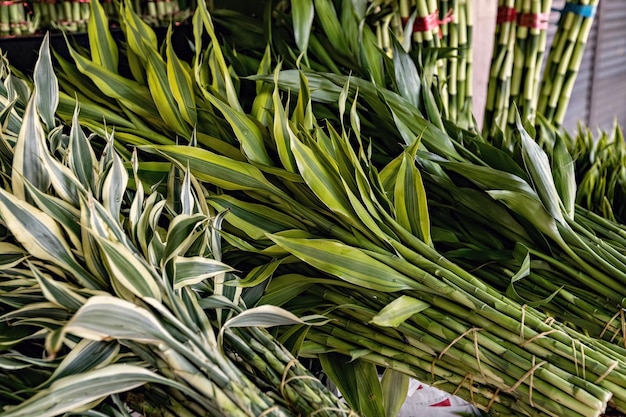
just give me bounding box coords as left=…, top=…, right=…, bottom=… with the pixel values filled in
left=0, top=0, right=37, bottom=36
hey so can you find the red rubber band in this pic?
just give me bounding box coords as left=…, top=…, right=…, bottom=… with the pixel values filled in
left=401, top=9, right=454, bottom=37
left=497, top=6, right=517, bottom=23
left=518, top=12, right=549, bottom=29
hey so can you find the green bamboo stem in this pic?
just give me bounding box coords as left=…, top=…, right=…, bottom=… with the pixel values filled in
left=508, top=0, right=529, bottom=120
left=553, top=0, right=599, bottom=126
left=306, top=302, right=606, bottom=417
left=447, top=0, right=459, bottom=122
left=0, top=3, right=9, bottom=36
left=338, top=297, right=609, bottom=414
left=484, top=0, right=517, bottom=136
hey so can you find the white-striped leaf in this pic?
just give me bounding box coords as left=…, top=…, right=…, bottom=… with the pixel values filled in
left=0, top=364, right=176, bottom=417
left=100, top=146, right=128, bottom=223
left=12, top=95, right=50, bottom=201
left=69, top=104, right=98, bottom=193
left=46, top=339, right=120, bottom=384
left=0, top=188, right=97, bottom=289
left=0, top=243, right=26, bottom=270
left=64, top=296, right=173, bottom=344
left=29, top=262, right=86, bottom=312
left=92, top=235, right=162, bottom=302
left=162, top=214, right=207, bottom=265
left=173, top=256, right=235, bottom=290
left=33, top=33, right=59, bottom=131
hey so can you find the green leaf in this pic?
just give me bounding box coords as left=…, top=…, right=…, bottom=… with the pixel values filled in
left=320, top=353, right=385, bottom=417
left=235, top=258, right=283, bottom=288
left=120, top=0, right=158, bottom=57
left=370, top=295, right=430, bottom=327
left=205, top=93, right=272, bottom=165
left=267, top=234, right=415, bottom=292
left=392, top=37, right=420, bottom=108
left=292, top=0, right=314, bottom=53
left=272, top=66, right=298, bottom=173
left=381, top=368, right=409, bottom=417
left=358, top=21, right=384, bottom=86
left=290, top=135, right=355, bottom=221
left=145, top=46, right=191, bottom=138
left=395, top=148, right=431, bottom=245
left=250, top=48, right=274, bottom=127
left=313, top=0, right=349, bottom=54
left=166, top=25, right=197, bottom=127
left=552, top=134, right=576, bottom=219
left=196, top=0, right=243, bottom=112
left=517, top=115, right=566, bottom=224
left=145, top=145, right=289, bottom=199
left=88, top=0, right=119, bottom=73
left=258, top=273, right=315, bottom=307
left=33, top=33, right=59, bottom=131
left=487, top=189, right=563, bottom=244
left=209, top=195, right=305, bottom=241
left=65, top=41, right=163, bottom=128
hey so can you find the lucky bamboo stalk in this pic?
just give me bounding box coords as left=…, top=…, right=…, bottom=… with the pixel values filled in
left=537, top=0, right=599, bottom=126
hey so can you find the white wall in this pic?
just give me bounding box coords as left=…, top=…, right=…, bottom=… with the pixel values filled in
left=471, top=0, right=498, bottom=128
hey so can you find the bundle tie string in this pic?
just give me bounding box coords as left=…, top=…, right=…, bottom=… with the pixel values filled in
left=258, top=406, right=281, bottom=417
left=496, top=7, right=550, bottom=29
left=438, top=327, right=485, bottom=378
left=518, top=12, right=550, bottom=29
left=452, top=374, right=478, bottom=407
left=595, top=361, right=619, bottom=384
left=503, top=356, right=546, bottom=408
left=310, top=408, right=359, bottom=417
left=553, top=2, right=597, bottom=18
left=496, top=6, right=516, bottom=23
left=402, top=8, right=454, bottom=38
left=280, top=358, right=319, bottom=396
left=599, top=308, right=622, bottom=342
left=486, top=388, right=500, bottom=413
